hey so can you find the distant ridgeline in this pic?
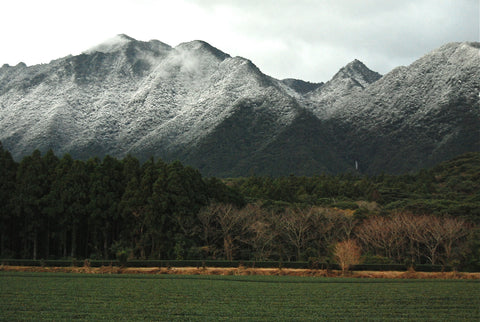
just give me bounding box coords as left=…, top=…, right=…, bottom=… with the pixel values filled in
left=0, top=37, right=478, bottom=177
left=0, top=144, right=479, bottom=270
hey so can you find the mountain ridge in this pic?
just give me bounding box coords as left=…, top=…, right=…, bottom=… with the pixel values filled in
left=0, top=36, right=478, bottom=176
left=326, top=41, right=480, bottom=173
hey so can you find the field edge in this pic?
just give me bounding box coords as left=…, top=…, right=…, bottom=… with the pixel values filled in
left=1, top=265, right=479, bottom=279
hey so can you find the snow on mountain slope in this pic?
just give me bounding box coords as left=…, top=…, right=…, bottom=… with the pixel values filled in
left=304, top=59, right=382, bottom=118
left=0, top=36, right=477, bottom=175
left=124, top=40, right=301, bottom=159
left=0, top=36, right=171, bottom=158
left=331, top=42, right=479, bottom=122
left=326, top=42, right=480, bottom=173
left=280, top=79, right=323, bottom=95
left=0, top=35, right=302, bottom=162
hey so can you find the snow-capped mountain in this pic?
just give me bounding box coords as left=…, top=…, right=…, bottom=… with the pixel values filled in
left=0, top=35, right=298, bottom=159
left=0, top=35, right=478, bottom=176
left=325, top=42, right=480, bottom=173
left=306, top=59, right=382, bottom=118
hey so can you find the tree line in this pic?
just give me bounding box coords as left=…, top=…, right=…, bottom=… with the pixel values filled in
left=0, top=144, right=478, bottom=270
left=0, top=144, right=243, bottom=261
left=198, top=203, right=475, bottom=268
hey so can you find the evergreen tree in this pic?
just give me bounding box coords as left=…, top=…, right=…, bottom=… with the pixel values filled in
left=167, top=162, right=208, bottom=254
left=204, top=177, right=245, bottom=207
left=47, top=155, right=89, bottom=258
left=87, top=155, right=124, bottom=259
left=142, top=158, right=167, bottom=258
left=0, top=142, right=17, bottom=257
left=39, top=150, right=59, bottom=258
left=118, top=154, right=142, bottom=256
left=15, top=150, right=48, bottom=259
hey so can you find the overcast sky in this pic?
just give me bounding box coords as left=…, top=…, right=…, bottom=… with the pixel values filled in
left=1, top=0, right=478, bottom=82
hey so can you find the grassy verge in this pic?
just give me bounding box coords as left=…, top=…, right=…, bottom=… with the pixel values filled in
left=1, top=264, right=479, bottom=279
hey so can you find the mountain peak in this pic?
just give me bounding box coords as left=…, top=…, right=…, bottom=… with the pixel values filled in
left=345, top=59, right=366, bottom=69
left=116, top=34, right=136, bottom=41
left=332, top=59, right=382, bottom=87
left=175, top=40, right=230, bottom=60
left=1, top=62, right=27, bottom=69
left=85, top=34, right=136, bottom=54
left=176, top=40, right=210, bottom=50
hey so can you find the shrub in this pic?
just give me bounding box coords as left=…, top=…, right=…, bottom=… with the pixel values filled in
left=116, top=250, right=129, bottom=267
left=361, top=254, right=395, bottom=265
left=333, top=201, right=359, bottom=210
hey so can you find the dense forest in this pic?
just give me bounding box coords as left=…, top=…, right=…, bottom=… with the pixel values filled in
left=1, top=142, right=479, bottom=270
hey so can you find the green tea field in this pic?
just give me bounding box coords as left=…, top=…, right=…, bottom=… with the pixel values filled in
left=1, top=272, right=479, bottom=320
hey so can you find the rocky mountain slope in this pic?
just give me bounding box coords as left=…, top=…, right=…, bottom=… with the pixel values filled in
left=0, top=35, right=478, bottom=176
left=325, top=42, right=480, bottom=173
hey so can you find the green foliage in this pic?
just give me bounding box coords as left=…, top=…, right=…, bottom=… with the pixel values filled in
left=0, top=146, right=245, bottom=261
left=115, top=250, right=129, bottom=266
left=1, top=273, right=479, bottom=320
left=0, top=143, right=17, bottom=258
left=230, top=152, right=480, bottom=221
left=0, top=142, right=478, bottom=267
left=332, top=201, right=359, bottom=210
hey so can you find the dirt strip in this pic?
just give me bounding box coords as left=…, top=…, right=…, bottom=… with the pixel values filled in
left=1, top=265, right=479, bottom=279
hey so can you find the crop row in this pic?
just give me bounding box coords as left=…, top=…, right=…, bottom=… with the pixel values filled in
left=1, top=272, right=479, bottom=320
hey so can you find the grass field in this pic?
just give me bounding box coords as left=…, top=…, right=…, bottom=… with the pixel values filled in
left=1, top=272, right=479, bottom=320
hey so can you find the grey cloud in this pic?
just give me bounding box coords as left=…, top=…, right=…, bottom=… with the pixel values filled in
left=189, top=0, right=479, bottom=81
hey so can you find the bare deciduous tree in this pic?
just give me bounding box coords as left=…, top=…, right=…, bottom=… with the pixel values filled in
left=356, top=213, right=470, bottom=265
left=356, top=216, right=395, bottom=258
left=410, top=215, right=442, bottom=264
left=310, top=207, right=357, bottom=258
left=440, top=217, right=468, bottom=265
left=279, top=207, right=313, bottom=261
left=197, top=204, right=221, bottom=257
left=240, top=204, right=278, bottom=261
left=208, top=203, right=247, bottom=261
left=334, top=239, right=361, bottom=274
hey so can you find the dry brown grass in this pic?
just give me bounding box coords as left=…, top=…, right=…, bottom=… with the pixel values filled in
left=1, top=264, right=479, bottom=279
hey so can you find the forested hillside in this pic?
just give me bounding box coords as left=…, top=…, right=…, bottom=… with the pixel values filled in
left=1, top=144, right=478, bottom=270
left=230, top=152, right=480, bottom=221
